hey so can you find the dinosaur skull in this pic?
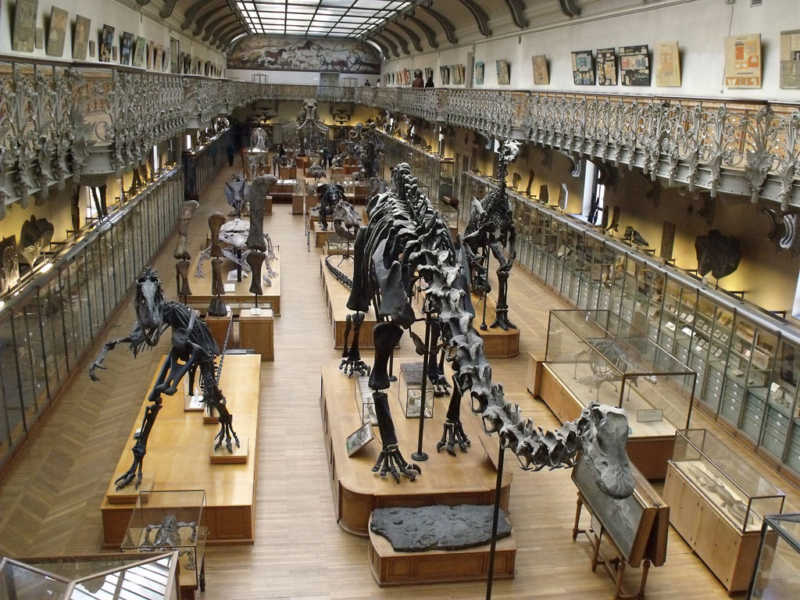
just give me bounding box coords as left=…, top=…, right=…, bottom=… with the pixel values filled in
left=581, top=406, right=635, bottom=499
left=135, top=268, right=164, bottom=339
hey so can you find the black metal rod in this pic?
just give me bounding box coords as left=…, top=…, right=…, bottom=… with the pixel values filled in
left=481, top=248, right=490, bottom=330
left=486, top=441, right=506, bottom=600
left=412, top=313, right=432, bottom=461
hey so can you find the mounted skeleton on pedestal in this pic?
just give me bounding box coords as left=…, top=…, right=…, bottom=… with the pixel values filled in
left=88, top=268, right=239, bottom=489
left=341, top=162, right=635, bottom=500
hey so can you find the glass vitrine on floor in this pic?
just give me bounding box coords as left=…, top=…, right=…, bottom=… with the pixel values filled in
left=749, top=513, right=800, bottom=599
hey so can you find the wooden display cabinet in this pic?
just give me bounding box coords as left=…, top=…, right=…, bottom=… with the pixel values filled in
left=663, top=429, right=786, bottom=593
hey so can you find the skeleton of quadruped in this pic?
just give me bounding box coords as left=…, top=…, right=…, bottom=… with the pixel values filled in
left=342, top=162, right=636, bottom=502
left=88, top=268, right=239, bottom=489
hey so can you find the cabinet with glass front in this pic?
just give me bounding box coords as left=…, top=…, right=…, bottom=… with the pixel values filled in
left=542, top=309, right=696, bottom=478
left=664, top=429, right=786, bottom=592
left=749, top=513, right=800, bottom=599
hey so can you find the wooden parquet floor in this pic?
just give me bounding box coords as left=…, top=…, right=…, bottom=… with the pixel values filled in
left=1, top=163, right=798, bottom=599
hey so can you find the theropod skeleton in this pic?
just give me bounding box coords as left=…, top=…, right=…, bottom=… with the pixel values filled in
left=344, top=162, right=635, bottom=500
left=463, top=140, right=520, bottom=330
left=89, top=268, right=239, bottom=489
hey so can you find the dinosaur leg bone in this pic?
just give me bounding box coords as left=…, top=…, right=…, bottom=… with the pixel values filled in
left=437, top=375, right=471, bottom=455
left=489, top=241, right=516, bottom=330
left=339, top=312, right=370, bottom=377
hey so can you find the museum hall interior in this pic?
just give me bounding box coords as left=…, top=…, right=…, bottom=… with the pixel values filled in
left=1, top=0, right=800, bottom=598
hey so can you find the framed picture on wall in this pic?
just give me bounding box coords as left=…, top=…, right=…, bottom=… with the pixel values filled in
left=133, top=36, right=147, bottom=68
left=619, top=45, right=650, bottom=86
left=780, top=29, right=800, bottom=89
left=724, top=34, right=761, bottom=89
left=12, top=0, right=38, bottom=53
left=496, top=60, right=511, bottom=85
left=571, top=50, right=595, bottom=85
left=72, top=15, right=91, bottom=60
left=120, top=32, right=134, bottom=66
left=596, top=48, right=617, bottom=85
left=532, top=55, right=549, bottom=85
left=46, top=7, right=69, bottom=58
left=474, top=61, right=485, bottom=85
left=654, top=41, right=681, bottom=87
left=170, top=38, right=180, bottom=73
left=99, top=25, right=115, bottom=62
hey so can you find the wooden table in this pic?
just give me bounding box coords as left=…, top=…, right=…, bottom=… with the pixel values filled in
left=101, top=354, right=261, bottom=546
left=320, top=363, right=512, bottom=536
left=239, top=307, right=274, bottom=361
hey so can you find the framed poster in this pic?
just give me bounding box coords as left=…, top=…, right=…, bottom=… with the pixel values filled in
left=474, top=61, right=485, bottom=85
left=170, top=38, right=180, bottom=73
left=724, top=34, right=761, bottom=89
left=46, top=7, right=68, bottom=57
left=345, top=423, right=374, bottom=457
left=532, top=55, right=549, bottom=85
left=596, top=48, right=617, bottom=85
left=120, top=32, right=134, bottom=66
left=779, top=29, right=800, bottom=89
left=99, top=25, right=115, bottom=62
left=133, top=36, right=146, bottom=68
left=496, top=60, right=510, bottom=85
left=72, top=15, right=91, bottom=60
left=619, top=45, right=650, bottom=86
left=654, top=41, right=681, bottom=87
left=12, top=0, right=38, bottom=53
left=571, top=50, right=595, bottom=85
left=439, top=65, right=449, bottom=85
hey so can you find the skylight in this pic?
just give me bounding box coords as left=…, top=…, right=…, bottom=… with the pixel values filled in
left=234, top=1, right=412, bottom=38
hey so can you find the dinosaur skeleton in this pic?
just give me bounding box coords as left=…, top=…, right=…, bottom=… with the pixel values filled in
left=194, top=219, right=276, bottom=286
left=314, top=183, right=362, bottom=238
left=340, top=162, right=635, bottom=501
left=141, top=515, right=198, bottom=571
left=463, top=139, right=520, bottom=330
left=89, top=268, right=239, bottom=489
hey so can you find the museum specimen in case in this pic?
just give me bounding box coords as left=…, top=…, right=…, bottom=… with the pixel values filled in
left=664, top=428, right=786, bottom=592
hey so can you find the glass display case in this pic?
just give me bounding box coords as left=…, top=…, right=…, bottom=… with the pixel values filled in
left=463, top=168, right=800, bottom=481
left=749, top=513, right=800, bottom=599
left=669, top=429, right=786, bottom=533
left=121, top=489, right=207, bottom=592
left=0, top=169, right=183, bottom=470
left=0, top=552, right=179, bottom=599
left=545, top=309, right=696, bottom=436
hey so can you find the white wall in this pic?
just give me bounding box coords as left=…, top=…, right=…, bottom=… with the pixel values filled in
left=0, top=0, right=225, bottom=71
left=227, top=69, right=379, bottom=86
left=382, top=0, right=800, bottom=102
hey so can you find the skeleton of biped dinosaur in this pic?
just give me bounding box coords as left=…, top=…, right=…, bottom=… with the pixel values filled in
left=462, top=139, right=520, bottom=330
left=88, top=268, right=239, bottom=489
left=341, top=162, right=635, bottom=501
left=314, top=183, right=362, bottom=237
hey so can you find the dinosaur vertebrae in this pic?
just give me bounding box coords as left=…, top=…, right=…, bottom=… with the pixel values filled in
left=373, top=164, right=587, bottom=471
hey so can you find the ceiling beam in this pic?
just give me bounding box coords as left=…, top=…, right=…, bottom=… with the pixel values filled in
left=406, top=14, right=438, bottom=49
left=505, top=0, right=529, bottom=28
left=159, top=0, right=179, bottom=19
left=559, top=0, right=581, bottom=17
left=366, top=36, right=390, bottom=58
left=205, top=15, right=238, bottom=42
left=419, top=6, right=458, bottom=44
left=458, top=0, right=492, bottom=37
left=391, top=22, right=423, bottom=52
left=217, top=25, right=246, bottom=49
left=382, top=27, right=410, bottom=55
left=182, top=0, right=226, bottom=30
left=373, top=32, right=399, bottom=58
left=194, top=5, right=229, bottom=36
left=135, top=0, right=150, bottom=6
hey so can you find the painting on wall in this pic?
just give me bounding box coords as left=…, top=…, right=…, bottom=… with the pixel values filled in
left=654, top=41, right=681, bottom=87
left=72, top=15, right=91, bottom=60
left=170, top=38, right=180, bottom=73
left=440, top=65, right=450, bottom=85
left=120, top=32, right=134, bottom=66
left=12, top=0, right=38, bottom=53
left=452, top=64, right=465, bottom=85
left=596, top=48, right=617, bottom=85
left=228, top=35, right=380, bottom=73
left=496, top=60, right=511, bottom=85
left=619, top=45, right=650, bottom=86
left=133, top=36, right=147, bottom=68
left=571, top=50, right=595, bottom=85
left=532, top=55, right=549, bottom=85
left=99, top=25, right=115, bottom=63
left=779, top=30, right=800, bottom=89
left=724, top=34, right=761, bottom=89
left=46, top=7, right=69, bottom=57
left=475, top=61, right=485, bottom=85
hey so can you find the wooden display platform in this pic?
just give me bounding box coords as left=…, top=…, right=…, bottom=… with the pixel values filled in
left=470, top=294, right=520, bottom=359
left=100, top=354, right=261, bottom=547
left=319, top=255, right=376, bottom=350
left=314, top=221, right=339, bottom=248
left=239, top=307, right=274, bottom=361
left=533, top=361, right=675, bottom=480
left=320, top=363, right=512, bottom=536
left=292, top=193, right=317, bottom=215
left=368, top=518, right=516, bottom=586
left=186, top=250, right=281, bottom=316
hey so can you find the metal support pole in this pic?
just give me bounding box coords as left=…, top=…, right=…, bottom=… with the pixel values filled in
left=411, top=312, right=432, bottom=462
left=485, top=440, right=506, bottom=600
left=481, top=248, right=490, bottom=331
